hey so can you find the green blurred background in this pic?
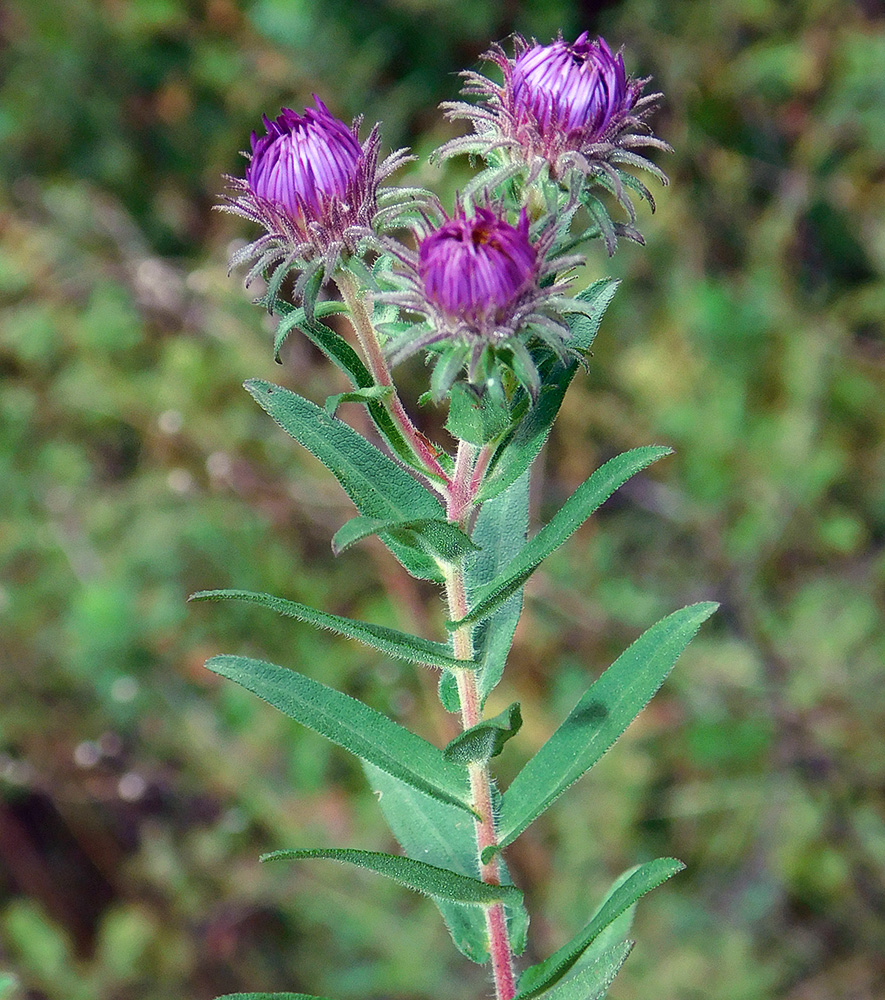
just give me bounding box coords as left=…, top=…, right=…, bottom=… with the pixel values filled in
left=1, top=0, right=883, bottom=997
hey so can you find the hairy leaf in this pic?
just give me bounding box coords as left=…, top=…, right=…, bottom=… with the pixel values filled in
left=498, top=603, right=719, bottom=846
left=452, top=447, right=672, bottom=629
left=516, top=859, right=684, bottom=998
left=261, top=848, right=522, bottom=906
left=274, top=304, right=442, bottom=477
left=364, top=763, right=529, bottom=964
left=190, top=590, right=473, bottom=671
left=324, top=385, right=392, bottom=418
left=246, top=379, right=444, bottom=581
left=273, top=301, right=349, bottom=362
left=521, top=941, right=634, bottom=1000
left=332, top=516, right=478, bottom=564
left=206, top=655, right=473, bottom=813
left=443, top=702, right=522, bottom=764
left=467, top=470, right=530, bottom=706
left=445, top=382, right=511, bottom=445
left=217, top=995, right=338, bottom=1000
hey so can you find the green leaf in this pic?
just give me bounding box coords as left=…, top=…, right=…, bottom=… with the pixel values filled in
left=444, top=702, right=522, bottom=764
left=522, top=941, right=634, bottom=1000
left=331, top=516, right=478, bottom=564
left=445, top=382, right=511, bottom=445
left=261, top=848, right=522, bottom=906
left=206, top=655, right=474, bottom=813
left=0, top=975, right=17, bottom=999
left=453, top=447, right=672, bottom=629
left=324, top=385, right=392, bottom=418
left=498, top=603, right=719, bottom=847
left=190, top=590, right=473, bottom=672
left=245, top=379, right=444, bottom=581
left=467, top=470, right=530, bottom=706
left=566, top=278, right=621, bottom=352
left=363, top=763, right=529, bottom=964
left=438, top=671, right=461, bottom=714
left=216, top=995, right=338, bottom=1000
left=273, top=301, right=349, bottom=361
left=562, top=867, right=639, bottom=981
left=479, top=279, right=619, bottom=502
left=274, top=312, right=452, bottom=481
left=516, top=859, right=684, bottom=998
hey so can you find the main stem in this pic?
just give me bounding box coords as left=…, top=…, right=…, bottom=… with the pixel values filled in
left=445, top=443, right=517, bottom=1000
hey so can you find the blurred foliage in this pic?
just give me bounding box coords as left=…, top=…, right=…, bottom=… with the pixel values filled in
left=1, top=1, right=884, bottom=998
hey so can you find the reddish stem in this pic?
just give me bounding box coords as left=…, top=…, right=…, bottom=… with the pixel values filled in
left=335, top=271, right=450, bottom=489
left=444, top=479, right=517, bottom=1000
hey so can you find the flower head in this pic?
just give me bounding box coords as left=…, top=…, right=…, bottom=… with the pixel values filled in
left=382, top=203, right=588, bottom=400
left=418, top=207, right=537, bottom=328
left=511, top=33, right=632, bottom=137
left=437, top=33, right=670, bottom=253
left=246, top=102, right=362, bottom=224
left=218, top=97, right=415, bottom=313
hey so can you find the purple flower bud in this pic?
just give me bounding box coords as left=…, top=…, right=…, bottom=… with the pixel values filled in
left=436, top=32, right=669, bottom=247
left=220, top=97, right=420, bottom=314
left=511, top=33, right=632, bottom=138
left=246, top=98, right=362, bottom=225
left=418, top=207, right=537, bottom=326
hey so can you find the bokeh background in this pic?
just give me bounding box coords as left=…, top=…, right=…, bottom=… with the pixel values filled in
left=1, top=0, right=884, bottom=997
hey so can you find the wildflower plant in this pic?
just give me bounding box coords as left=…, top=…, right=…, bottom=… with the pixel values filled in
left=197, top=31, right=716, bottom=1000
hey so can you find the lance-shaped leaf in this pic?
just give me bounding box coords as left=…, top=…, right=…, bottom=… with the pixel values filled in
left=452, top=447, right=672, bottom=629
left=479, top=279, right=619, bottom=502
left=445, top=382, right=512, bottom=445
left=261, top=848, right=522, bottom=906
left=273, top=301, right=349, bottom=361
left=469, top=470, right=530, bottom=707
left=444, top=703, right=522, bottom=764
left=515, top=859, right=684, bottom=999
left=217, top=995, right=338, bottom=1000
left=363, top=763, right=529, bottom=964
left=324, top=385, right=392, bottom=418
left=332, top=516, right=478, bottom=564
left=498, top=603, right=718, bottom=847
left=246, top=379, right=444, bottom=581
left=273, top=304, right=446, bottom=478
left=206, top=655, right=474, bottom=813
left=190, top=590, right=473, bottom=672
left=521, top=941, right=634, bottom=1000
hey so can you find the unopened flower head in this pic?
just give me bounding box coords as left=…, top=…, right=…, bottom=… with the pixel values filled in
left=247, top=102, right=362, bottom=224
left=219, top=97, right=416, bottom=312
left=383, top=203, right=588, bottom=399
left=419, top=207, right=537, bottom=329
left=437, top=33, right=670, bottom=252
left=511, top=33, right=633, bottom=138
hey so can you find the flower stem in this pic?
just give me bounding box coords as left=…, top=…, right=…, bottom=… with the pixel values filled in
left=444, top=441, right=517, bottom=1000
left=334, top=270, right=450, bottom=488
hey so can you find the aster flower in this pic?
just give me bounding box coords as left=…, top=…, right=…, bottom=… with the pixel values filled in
left=381, top=203, right=592, bottom=401
left=437, top=33, right=671, bottom=253
left=218, top=97, right=429, bottom=315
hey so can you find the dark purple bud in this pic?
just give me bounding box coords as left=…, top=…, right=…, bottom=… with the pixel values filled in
left=511, top=33, right=632, bottom=138
left=418, top=207, right=537, bottom=325
left=246, top=98, right=362, bottom=224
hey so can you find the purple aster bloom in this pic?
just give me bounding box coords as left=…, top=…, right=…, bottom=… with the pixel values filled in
left=381, top=202, right=590, bottom=399
left=218, top=97, right=421, bottom=314
left=246, top=101, right=362, bottom=224
left=419, top=207, right=537, bottom=327
left=511, top=33, right=631, bottom=138
left=436, top=33, right=670, bottom=252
